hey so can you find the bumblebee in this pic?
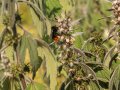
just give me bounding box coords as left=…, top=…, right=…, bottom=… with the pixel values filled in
left=51, top=26, right=59, bottom=43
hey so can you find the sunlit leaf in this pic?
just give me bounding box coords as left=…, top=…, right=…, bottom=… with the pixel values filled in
left=5, top=46, right=13, bottom=62
left=26, top=34, right=41, bottom=79
left=30, top=7, right=46, bottom=38
left=30, top=8, right=51, bottom=39
left=37, top=39, right=57, bottom=90
left=18, top=33, right=42, bottom=78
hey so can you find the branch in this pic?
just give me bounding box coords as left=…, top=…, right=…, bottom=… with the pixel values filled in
left=17, top=24, right=30, bottom=34
left=0, top=42, right=12, bottom=54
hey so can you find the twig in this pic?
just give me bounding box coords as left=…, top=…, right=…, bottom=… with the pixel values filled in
left=17, top=24, right=30, bottom=34
left=19, top=74, right=27, bottom=90
left=0, top=41, right=12, bottom=54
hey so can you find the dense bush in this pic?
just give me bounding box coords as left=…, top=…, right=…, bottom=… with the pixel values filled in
left=0, top=0, right=120, bottom=90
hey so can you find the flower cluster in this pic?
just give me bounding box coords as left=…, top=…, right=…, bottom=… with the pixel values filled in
left=112, top=0, right=120, bottom=24
left=55, top=17, right=92, bottom=85
left=55, top=17, right=75, bottom=61
left=56, top=17, right=75, bottom=48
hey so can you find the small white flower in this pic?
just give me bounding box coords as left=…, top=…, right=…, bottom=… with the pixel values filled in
left=66, top=38, right=70, bottom=43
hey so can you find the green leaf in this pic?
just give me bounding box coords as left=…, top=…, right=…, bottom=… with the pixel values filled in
left=1, top=78, right=11, bottom=90
left=5, top=46, right=13, bottom=60
left=37, top=39, right=57, bottom=90
left=89, top=81, right=100, bottom=90
left=60, top=0, right=72, bottom=12
left=18, top=34, right=27, bottom=64
left=26, top=34, right=41, bottom=79
left=26, top=82, right=47, bottom=90
left=103, top=45, right=117, bottom=67
left=20, top=0, right=46, bottom=20
left=28, top=0, right=61, bottom=38
left=76, top=62, right=101, bottom=89
left=19, top=0, right=46, bottom=38
left=109, top=53, right=120, bottom=70
left=109, top=65, right=120, bottom=90
left=18, top=33, right=42, bottom=78
left=0, top=77, right=20, bottom=90
left=96, top=67, right=110, bottom=82
left=60, top=79, right=74, bottom=90
left=110, top=60, right=120, bottom=70
left=46, top=0, right=62, bottom=17
left=30, top=7, right=46, bottom=38
left=30, top=0, right=62, bottom=18
left=30, top=7, right=51, bottom=39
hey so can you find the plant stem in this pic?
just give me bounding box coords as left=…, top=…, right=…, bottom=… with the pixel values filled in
left=0, top=41, right=12, bottom=53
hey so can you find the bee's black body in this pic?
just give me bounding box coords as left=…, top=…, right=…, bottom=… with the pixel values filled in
left=51, top=26, right=58, bottom=39
left=51, top=26, right=60, bottom=43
